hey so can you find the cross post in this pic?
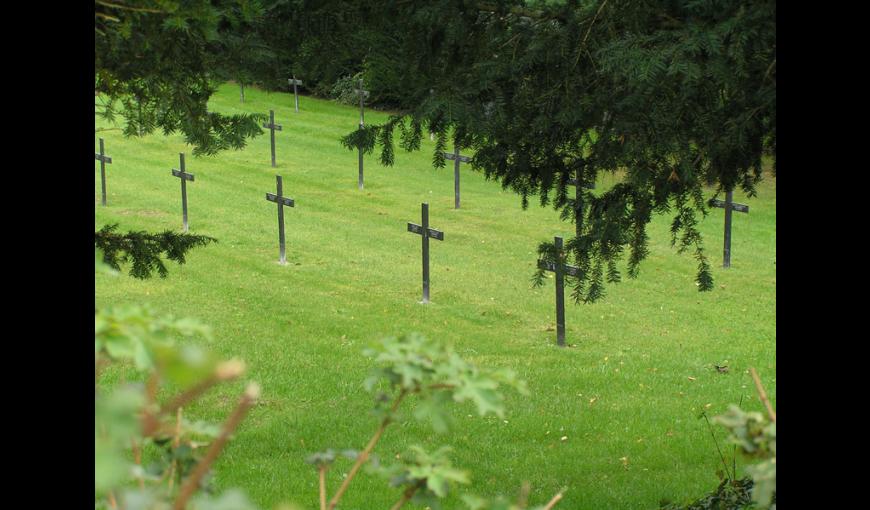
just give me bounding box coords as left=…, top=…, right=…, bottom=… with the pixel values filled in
left=537, top=236, right=580, bottom=347
left=94, top=138, right=113, bottom=206
left=407, top=203, right=444, bottom=303
left=289, top=76, right=303, bottom=112
left=171, top=153, right=195, bottom=232
left=357, top=79, right=370, bottom=189
left=443, top=143, right=471, bottom=209
left=262, top=110, right=283, bottom=168
left=266, top=175, right=295, bottom=264
left=568, top=168, right=595, bottom=240
left=710, top=190, right=749, bottom=268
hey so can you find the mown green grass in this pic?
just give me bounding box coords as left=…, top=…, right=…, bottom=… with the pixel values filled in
left=95, top=83, right=776, bottom=510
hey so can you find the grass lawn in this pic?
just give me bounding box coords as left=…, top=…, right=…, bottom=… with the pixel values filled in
left=95, top=82, right=776, bottom=509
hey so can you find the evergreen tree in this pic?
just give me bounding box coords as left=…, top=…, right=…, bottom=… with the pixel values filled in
left=267, top=0, right=775, bottom=302
left=210, top=1, right=275, bottom=103
left=95, top=0, right=266, bottom=156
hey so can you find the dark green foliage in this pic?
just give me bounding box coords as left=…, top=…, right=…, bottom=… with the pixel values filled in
left=95, top=0, right=266, bottom=156
left=330, top=74, right=366, bottom=106
left=209, top=1, right=275, bottom=102
left=339, top=124, right=380, bottom=156
left=95, top=224, right=217, bottom=279
left=97, top=1, right=774, bottom=302
left=658, top=477, right=756, bottom=510
left=261, top=0, right=775, bottom=303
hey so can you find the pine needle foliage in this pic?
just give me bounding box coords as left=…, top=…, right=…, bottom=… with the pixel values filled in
left=258, top=0, right=775, bottom=303
left=95, top=0, right=267, bottom=156
left=95, top=224, right=217, bottom=279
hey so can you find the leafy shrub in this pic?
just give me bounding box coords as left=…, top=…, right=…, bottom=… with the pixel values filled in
left=330, top=74, right=365, bottom=106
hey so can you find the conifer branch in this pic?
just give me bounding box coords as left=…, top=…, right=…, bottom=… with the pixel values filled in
left=95, top=224, right=217, bottom=280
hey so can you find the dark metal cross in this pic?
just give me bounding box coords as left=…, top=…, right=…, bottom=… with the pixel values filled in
left=266, top=175, right=295, bottom=265
left=288, top=76, right=303, bottom=113
left=356, top=78, right=370, bottom=189
left=94, top=138, right=113, bottom=206
left=443, top=143, right=471, bottom=209
left=537, top=236, right=580, bottom=347
left=710, top=190, right=749, bottom=268
left=171, top=153, right=195, bottom=232
left=407, top=203, right=444, bottom=303
left=262, top=110, right=283, bottom=168
left=567, top=176, right=596, bottom=190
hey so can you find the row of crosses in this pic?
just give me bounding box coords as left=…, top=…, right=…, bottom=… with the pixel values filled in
left=96, top=77, right=754, bottom=346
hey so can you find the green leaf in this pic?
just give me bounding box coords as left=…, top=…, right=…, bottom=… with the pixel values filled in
left=452, top=373, right=504, bottom=418
left=190, top=489, right=260, bottom=510
left=413, top=391, right=452, bottom=433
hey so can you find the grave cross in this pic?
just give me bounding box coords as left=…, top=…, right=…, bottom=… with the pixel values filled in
left=536, top=236, right=580, bottom=347
left=567, top=175, right=596, bottom=190
left=407, top=203, right=444, bottom=304
left=171, top=153, right=195, bottom=232
left=710, top=190, right=749, bottom=268
left=356, top=78, right=370, bottom=189
left=262, top=110, right=283, bottom=168
left=443, top=143, right=471, bottom=209
left=288, top=76, right=303, bottom=112
left=94, top=138, right=113, bottom=206
left=265, top=175, right=295, bottom=265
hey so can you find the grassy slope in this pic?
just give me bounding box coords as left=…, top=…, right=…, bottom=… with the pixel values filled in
left=95, top=83, right=776, bottom=510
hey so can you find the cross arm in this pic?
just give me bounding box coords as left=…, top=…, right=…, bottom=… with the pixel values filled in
left=172, top=169, right=195, bottom=181
left=709, top=199, right=749, bottom=213
left=263, top=123, right=283, bottom=131
left=288, top=79, right=303, bottom=85
left=567, top=178, right=595, bottom=189
left=266, top=193, right=295, bottom=207
left=407, top=223, right=444, bottom=240
left=443, top=152, right=471, bottom=163
left=537, top=260, right=580, bottom=277
left=95, top=153, right=112, bottom=163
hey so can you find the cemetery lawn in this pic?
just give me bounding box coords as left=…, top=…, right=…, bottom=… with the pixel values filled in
left=95, top=83, right=776, bottom=510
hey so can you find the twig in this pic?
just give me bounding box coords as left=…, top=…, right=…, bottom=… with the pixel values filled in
left=542, top=490, right=565, bottom=510
left=132, top=438, right=145, bottom=489
left=572, top=0, right=609, bottom=71
left=319, top=466, right=327, bottom=510
left=95, top=0, right=163, bottom=13
left=762, top=58, right=776, bottom=84
left=733, top=394, right=743, bottom=480
left=516, top=481, right=531, bottom=509
left=701, top=411, right=730, bottom=479
left=95, top=12, right=121, bottom=22
left=327, top=390, right=408, bottom=510
left=173, top=384, right=259, bottom=510
left=388, top=483, right=421, bottom=510
left=161, top=376, right=220, bottom=418
left=161, top=360, right=245, bottom=417
left=168, top=407, right=183, bottom=493
left=749, top=367, right=775, bottom=422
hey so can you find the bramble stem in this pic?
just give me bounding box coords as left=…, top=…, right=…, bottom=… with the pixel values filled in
left=319, top=466, right=327, bottom=510
left=327, top=389, right=408, bottom=510
left=542, top=491, right=564, bottom=510
left=167, top=408, right=183, bottom=493
left=388, top=484, right=420, bottom=510
left=749, top=367, right=776, bottom=422
left=173, top=385, right=258, bottom=510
